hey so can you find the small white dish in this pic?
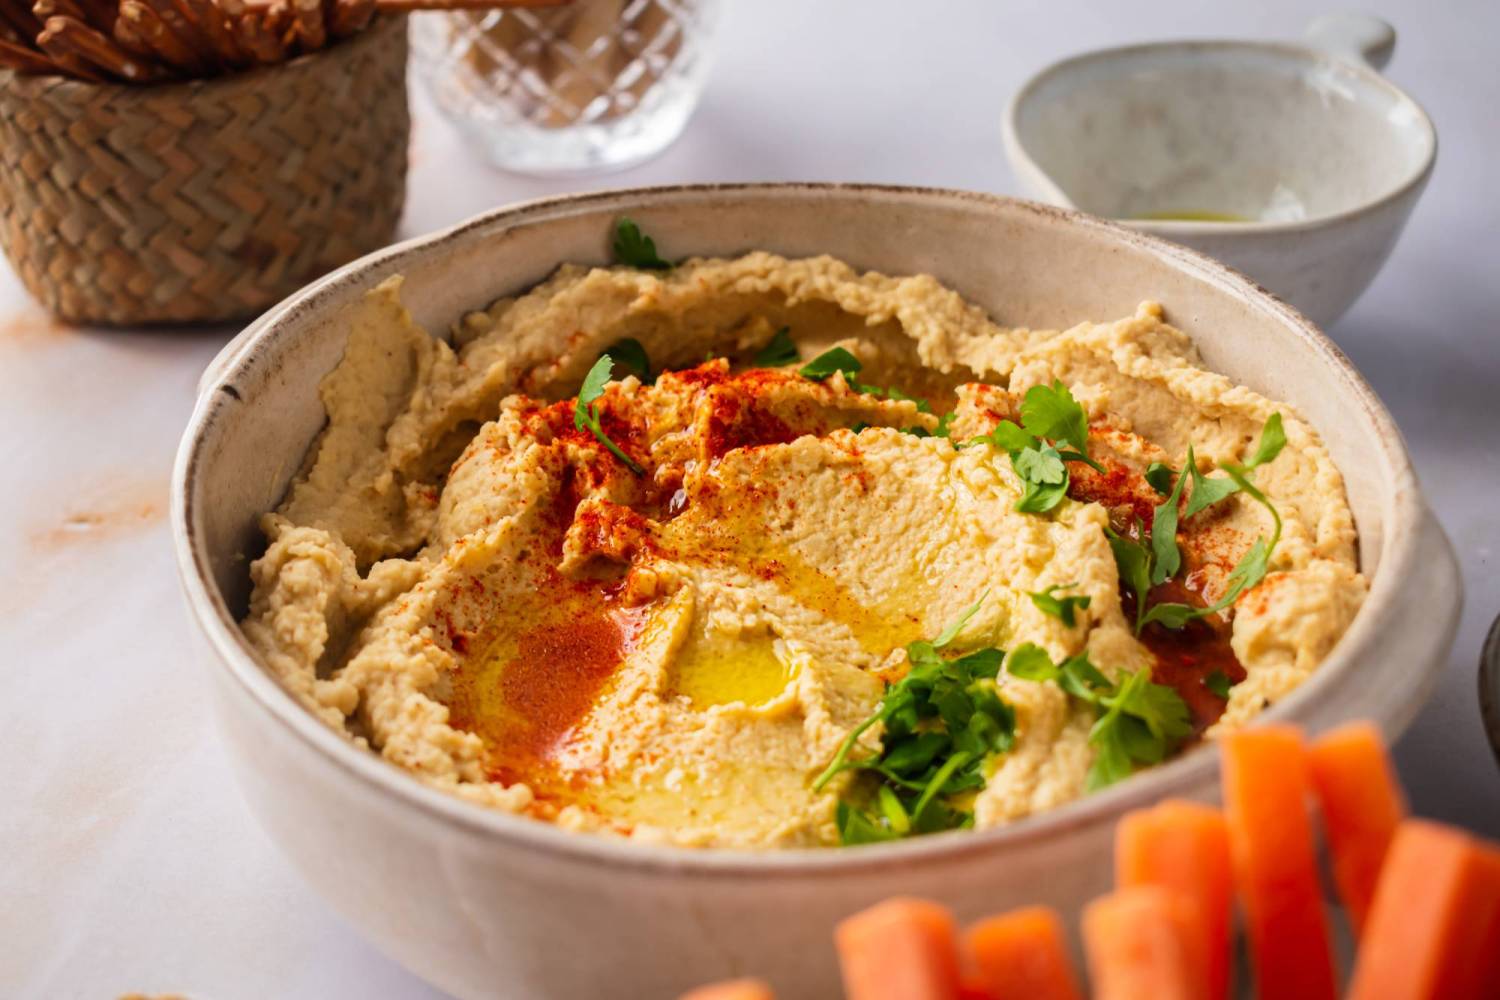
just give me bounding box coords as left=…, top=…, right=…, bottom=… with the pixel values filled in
left=1003, top=14, right=1437, bottom=328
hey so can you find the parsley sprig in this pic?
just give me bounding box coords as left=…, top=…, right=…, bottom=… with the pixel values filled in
left=1109, top=413, right=1287, bottom=633
left=612, top=217, right=672, bottom=270
left=813, top=598, right=1017, bottom=844
left=602, top=337, right=652, bottom=384
left=798, top=347, right=933, bottom=413
left=1006, top=643, right=1191, bottom=790
left=1028, top=583, right=1092, bottom=627
left=966, top=381, right=1103, bottom=514
left=574, top=355, right=644, bottom=475
left=753, top=327, right=799, bottom=367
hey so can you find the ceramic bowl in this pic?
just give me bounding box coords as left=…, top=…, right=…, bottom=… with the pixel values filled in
left=1481, top=612, right=1500, bottom=769
left=173, top=184, right=1461, bottom=1000
left=1003, top=14, right=1437, bottom=328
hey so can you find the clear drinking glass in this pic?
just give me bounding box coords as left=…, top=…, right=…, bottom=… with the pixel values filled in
left=410, top=0, right=721, bottom=175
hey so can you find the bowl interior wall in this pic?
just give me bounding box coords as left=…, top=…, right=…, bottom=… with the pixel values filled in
left=194, top=188, right=1391, bottom=688
left=1014, top=45, right=1434, bottom=222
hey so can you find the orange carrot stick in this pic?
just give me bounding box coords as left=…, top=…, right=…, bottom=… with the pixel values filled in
left=835, top=897, right=962, bottom=1000
left=1305, top=721, right=1406, bottom=936
left=678, top=978, right=776, bottom=1000
left=964, top=905, right=1083, bottom=1000
left=1346, top=820, right=1500, bottom=1000
left=1082, top=886, right=1194, bottom=1000
left=1114, top=800, right=1233, bottom=1000
left=1221, top=725, right=1337, bottom=1000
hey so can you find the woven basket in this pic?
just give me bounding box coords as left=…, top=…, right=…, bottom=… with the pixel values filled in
left=0, top=15, right=409, bottom=326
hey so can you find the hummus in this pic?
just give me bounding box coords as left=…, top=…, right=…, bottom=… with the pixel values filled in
left=241, top=249, right=1366, bottom=848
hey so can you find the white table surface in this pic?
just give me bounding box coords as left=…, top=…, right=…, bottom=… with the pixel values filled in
left=4, top=1, right=1497, bottom=996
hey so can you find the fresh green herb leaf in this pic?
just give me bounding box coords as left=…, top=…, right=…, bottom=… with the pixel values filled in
left=1205, top=670, right=1233, bottom=699
left=1006, top=642, right=1191, bottom=792
left=1149, top=448, right=1190, bottom=586
left=969, top=384, right=1097, bottom=516
left=1138, top=601, right=1199, bottom=630
left=815, top=599, right=1015, bottom=844
left=1059, top=654, right=1112, bottom=700
left=752, top=327, right=799, bottom=367
left=1014, top=445, right=1067, bottom=486
left=603, top=337, right=652, bottom=384
left=1085, top=666, right=1192, bottom=790
left=1016, top=478, right=1070, bottom=514
left=1006, top=642, right=1059, bottom=682
left=932, top=594, right=986, bottom=649
left=976, top=420, right=1037, bottom=454
left=577, top=353, right=614, bottom=409
left=853, top=422, right=872, bottom=434
left=932, top=411, right=956, bottom=439
left=876, top=784, right=911, bottom=835
left=1245, top=412, right=1286, bottom=469
left=1020, top=380, right=1089, bottom=454
left=612, top=217, right=671, bottom=270
left=1145, top=462, right=1176, bottom=496
left=573, top=355, right=645, bottom=476
left=1182, top=454, right=1240, bottom=519
left=799, top=347, right=862, bottom=382
left=1028, top=583, right=1092, bottom=627
left=836, top=800, right=899, bottom=844
left=1105, top=525, right=1153, bottom=634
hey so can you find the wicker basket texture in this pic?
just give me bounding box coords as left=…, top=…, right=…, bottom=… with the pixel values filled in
left=0, top=14, right=409, bottom=325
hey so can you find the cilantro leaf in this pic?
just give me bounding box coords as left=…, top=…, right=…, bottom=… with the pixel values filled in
left=1205, top=671, right=1233, bottom=699
left=612, top=217, right=672, bottom=270
left=1183, top=455, right=1239, bottom=519
left=976, top=420, right=1037, bottom=453
left=1085, top=667, right=1192, bottom=790
left=815, top=600, right=1015, bottom=845
left=1086, top=720, right=1135, bottom=791
left=932, top=594, right=986, bottom=649
left=1020, top=380, right=1089, bottom=454
left=1016, top=478, right=1069, bottom=514
left=969, top=384, right=1096, bottom=516
left=836, top=801, right=900, bottom=844
left=603, top=337, right=651, bottom=384
left=1105, top=526, right=1153, bottom=633
left=752, top=327, right=799, bottom=368
left=1028, top=583, right=1092, bottom=627
left=1145, top=462, right=1176, bottom=496
left=1245, top=412, right=1286, bottom=469
left=1014, top=445, right=1067, bottom=486
left=1139, top=601, right=1199, bottom=630
left=1006, top=642, right=1059, bottom=682
left=573, top=356, right=645, bottom=476
left=1149, top=447, right=1190, bottom=586
left=799, top=347, right=862, bottom=382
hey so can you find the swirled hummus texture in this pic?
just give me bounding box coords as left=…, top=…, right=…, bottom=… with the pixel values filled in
left=241, top=253, right=1365, bottom=847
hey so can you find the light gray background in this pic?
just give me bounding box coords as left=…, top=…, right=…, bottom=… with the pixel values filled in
left=2, top=1, right=1496, bottom=996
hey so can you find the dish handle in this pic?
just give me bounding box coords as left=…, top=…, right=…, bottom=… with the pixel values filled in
left=1304, top=12, right=1396, bottom=71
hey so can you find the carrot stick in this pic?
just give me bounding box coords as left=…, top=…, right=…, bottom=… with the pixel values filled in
left=678, top=979, right=776, bottom=1000
left=1221, top=725, right=1337, bottom=1000
left=835, top=897, right=962, bottom=1000
left=964, top=905, right=1083, bottom=1000
left=1082, top=886, right=1194, bottom=1000
left=1305, top=721, right=1406, bottom=936
left=1346, top=820, right=1500, bottom=1000
left=1114, top=800, right=1233, bottom=1000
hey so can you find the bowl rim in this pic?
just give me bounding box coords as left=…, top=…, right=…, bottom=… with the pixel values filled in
left=172, top=181, right=1448, bottom=877
left=1001, top=37, right=1439, bottom=238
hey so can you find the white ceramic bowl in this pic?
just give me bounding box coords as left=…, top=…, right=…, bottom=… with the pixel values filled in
left=173, top=184, right=1461, bottom=1000
left=1003, top=14, right=1437, bottom=328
